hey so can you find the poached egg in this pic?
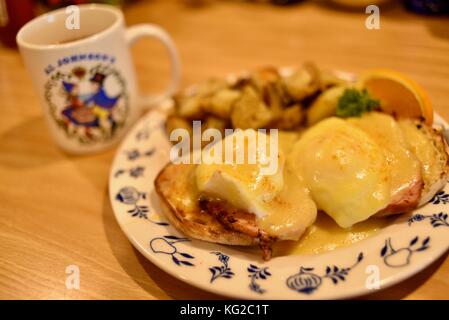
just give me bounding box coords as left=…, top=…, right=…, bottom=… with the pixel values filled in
left=288, top=112, right=423, bottom=228
left=196, top=129, right=317, bottom=239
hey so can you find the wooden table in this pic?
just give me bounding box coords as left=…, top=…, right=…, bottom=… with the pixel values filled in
left=1, top=0, right=449, bottom=300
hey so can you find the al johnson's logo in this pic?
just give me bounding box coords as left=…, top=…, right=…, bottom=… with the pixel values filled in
left=44, top=54, right=129, bottom=144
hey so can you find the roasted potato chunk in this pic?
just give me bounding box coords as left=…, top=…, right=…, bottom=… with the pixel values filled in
left=196, top=78, right=228, bottom=96
left=201, top=116, right=229, bottom=148
left=203, top=116, right=228, bottom=133
left=231, top=86, right=273, bottom=129
left=272, top=104, right=304, bottom=130
left=176, top=79, right=228, bottom=119
left=319, top=70, right=349, bottom=90
left=166, top=115, right=193, bottom=140
left=282, top=63, right=321, bottom=101
left=175, top=94, right=206, bottom=119
left=250, top=67, right=280, bottom=92
left=307, top=86, right=347, bottom=126
left=204, top=88, right=241, bottom=119
left=249, top=67, right=290, bottom=118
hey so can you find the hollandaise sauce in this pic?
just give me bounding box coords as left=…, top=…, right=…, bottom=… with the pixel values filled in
left=239, top=213, right=390, bottom=257
left=272, top=213, right=391, bottom=256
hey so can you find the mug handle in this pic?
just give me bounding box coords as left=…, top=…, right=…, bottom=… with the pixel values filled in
left=125, top=24, right=181, bottom=110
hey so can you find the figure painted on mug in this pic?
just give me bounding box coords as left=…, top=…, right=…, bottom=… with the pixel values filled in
left=61, top=70, right=121, bottom=137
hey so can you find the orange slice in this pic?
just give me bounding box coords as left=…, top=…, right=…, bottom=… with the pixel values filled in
left=361, top=69, right=433, bottom=125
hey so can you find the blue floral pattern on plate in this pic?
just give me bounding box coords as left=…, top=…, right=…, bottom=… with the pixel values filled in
left=381, top=236, right=430, bottom=268
left=408, top=212, right=449, bottom=228
left=115, top=186, right=169, bottom=225
left=209, top=252, right=234, bottom=283
left=124, top=148, right=155, bottom=161
left=114, top=166, right=145, bottom=178
left=429, top=191, right=449, bottom=205
left=286, top=252, right=363, bottom=294
left=247, top=265, right=271, bottom=294
left=150, top=235, right=194, bottom=266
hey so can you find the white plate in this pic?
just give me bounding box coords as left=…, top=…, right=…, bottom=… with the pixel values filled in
left=109, top=105, right=449, bottom=300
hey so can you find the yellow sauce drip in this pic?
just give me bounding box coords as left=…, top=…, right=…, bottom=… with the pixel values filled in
left=272, top=213, right=391, bottom=256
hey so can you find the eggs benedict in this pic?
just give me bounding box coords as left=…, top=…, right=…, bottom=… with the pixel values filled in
left=155, top=112, right=449, bottom=259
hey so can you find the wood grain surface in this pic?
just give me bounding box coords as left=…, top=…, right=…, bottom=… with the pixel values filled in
left=1, top=0, right=449, bottom=300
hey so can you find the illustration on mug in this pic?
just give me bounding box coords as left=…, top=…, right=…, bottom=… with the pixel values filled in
left=44, top=63, right=129, bottom=143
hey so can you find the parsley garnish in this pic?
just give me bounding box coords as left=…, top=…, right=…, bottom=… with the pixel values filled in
left=336, top=88, right=380, bottom=118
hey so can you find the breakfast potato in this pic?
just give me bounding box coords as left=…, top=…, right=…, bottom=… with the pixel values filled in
left=319, top=69, right=349, bottom=90
left=171, top=63, right=350, bottom=134
left=166, top=115, right=193, bottom=140
left=250, top=67, right=292, bottom=119
left=175, top=94, right=206, bottom=119
left=307, top=86, right=347, bottom=126
left=175, top=78, right=228, bottom=119
left=203, top=116, right=229, bottom=133
left=263, top=82, right=286, bottom=119
left=201, top=116, right=229, bottom=148
left=196, top=78, right=228, bottom=96
left=204, top=88, right=241, bottom=119
left=231, top=86, right=273, bottom=129
left=272, top=104, right=304, bottom=130
left=282, top=63, right=321, bottom=101
left=250, top=67, right=280, bottom=91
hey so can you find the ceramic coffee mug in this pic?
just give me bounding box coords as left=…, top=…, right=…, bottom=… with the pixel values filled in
left=17, top=4, right=180, bottom=153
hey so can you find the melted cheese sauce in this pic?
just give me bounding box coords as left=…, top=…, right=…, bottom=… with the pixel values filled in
left=257, top=165, right=317, bottom=240
left=273, top=213, right=390, bottom=256
left=349, top=112, right=421, bottom=202
left=399, top=119, right=447, bottom=203
left=238, top=213, right=389, bottom=256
